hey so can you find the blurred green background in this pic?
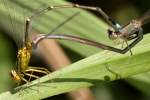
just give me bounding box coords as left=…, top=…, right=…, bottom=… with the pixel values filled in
left=0, top=0, right=150, bottom=100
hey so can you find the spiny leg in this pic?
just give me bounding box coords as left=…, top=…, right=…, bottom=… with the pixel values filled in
left=28, top=70, right=34, bottom=82
left=25, top=68, right=49, bottom=74
left=23, top=72, right=40, bottom=79
left=24, top=68, right=50, bottom=93
left=25, top=67, right=52, bottom=83
left=28, top=67, right=50, bottom=73
left=21, top=76, right=30, bottom=83
left=25, top=70, right=41, bottom=93
left=125, top=40, right=133, bottom=56
left=121, top=28, right=143, bottom=54
left=121, top=41, right=125, bottom=48
left=21, top=72, right=41, bottom=93
left=25, top=67, right=51, bottom=83
left=15, top=76, right=31, bottom=96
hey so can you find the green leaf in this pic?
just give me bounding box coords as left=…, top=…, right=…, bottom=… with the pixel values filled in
left=1, top=33, right=150, bottom=100
left=127, top=72, right=150, bottom=95
left=0, top=32, right=14, bottom=93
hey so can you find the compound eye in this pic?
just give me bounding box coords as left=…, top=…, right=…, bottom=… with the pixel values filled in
left=10, top=70, right=15, bottom=78
left=107, top=29, right=113, bottom=35
left=107, top=29, right=115, bottom=39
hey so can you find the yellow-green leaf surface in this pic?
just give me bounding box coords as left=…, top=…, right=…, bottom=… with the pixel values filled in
left=0, top=32, right=14, bottom=93
left=1, top=33, right=150, bottom=100
left=127, top=72, right=150, bottom=95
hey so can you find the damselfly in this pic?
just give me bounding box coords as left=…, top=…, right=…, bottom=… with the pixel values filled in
left=10, top=22, right=50, bottom=85
left=1, top=1, right=149, bottom=85
left=11, top=4, right=150, bottom=85
left=32, top=4, right=150, bottom=55
left=2, top=4, right=51, bottom=85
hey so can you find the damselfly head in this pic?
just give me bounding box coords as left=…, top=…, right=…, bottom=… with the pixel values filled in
left=107, top=28, right=119, bottom=40
left=10, top=70, right=21, bottom=83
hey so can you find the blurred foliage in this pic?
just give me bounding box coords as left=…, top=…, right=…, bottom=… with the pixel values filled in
left=0, top=32, right=15, bottom=93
